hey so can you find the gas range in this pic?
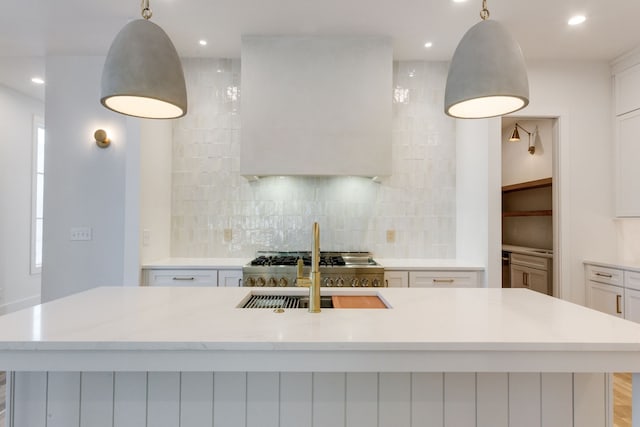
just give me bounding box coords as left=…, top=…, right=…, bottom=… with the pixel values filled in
left=242, top=251, right=385, bottom=287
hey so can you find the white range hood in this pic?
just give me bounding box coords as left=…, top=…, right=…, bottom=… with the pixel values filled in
left=240, top=35, right=392, bottom=177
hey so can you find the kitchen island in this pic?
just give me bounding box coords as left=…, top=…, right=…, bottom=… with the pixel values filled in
left=1, top=286, right=640, bottom=427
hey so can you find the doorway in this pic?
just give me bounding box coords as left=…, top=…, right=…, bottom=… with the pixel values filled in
left=500, top=117, right=556, bottom=296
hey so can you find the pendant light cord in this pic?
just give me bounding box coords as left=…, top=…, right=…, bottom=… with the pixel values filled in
left=141, top=0, right=153, bottom=20
left=480, top=0, right=490, bottom=20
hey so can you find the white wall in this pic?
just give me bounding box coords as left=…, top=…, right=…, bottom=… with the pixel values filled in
left=41, top=56, right=140, bottom=302
left=501, top=119, right=554, bottom=186
left=170, top=59, right=457, bottom=259
left=0, top=85, right=43, bottom=313
left=140, top=120, right=172, bottom=264
left=456, top=118, right=502, bottom=287
left=507, top=61, right=616, bottom=304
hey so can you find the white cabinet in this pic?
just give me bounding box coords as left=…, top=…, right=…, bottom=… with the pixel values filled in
left=383, top=269, right=480, bottom=288
left=218, top=269, right=243, bottom=287
left=408, top=271, right=478, bottom=288
left=615, top=62, right=640, bottom=116
left=511, top=264, right=550, bottom=295
left=384, top=271, right=409, bottom=288
left=144, top=269, right=218, bottom=287
left=615, top=109, right=640, bottom=216
left=510, top=253, right=551, bottom=295
left=586, top=280, right=624, bottom=318
left=584, top=264, right=640, bottom=321
left=143, top=268, right=243, bottom=287
left=624, top=288, right=640, bottom=323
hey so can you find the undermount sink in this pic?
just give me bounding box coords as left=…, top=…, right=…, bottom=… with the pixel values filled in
left=240, top=293, right=388, bottom=310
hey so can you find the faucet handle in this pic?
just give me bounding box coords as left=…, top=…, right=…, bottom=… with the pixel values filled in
left=296, top=258, right=304, bottom=278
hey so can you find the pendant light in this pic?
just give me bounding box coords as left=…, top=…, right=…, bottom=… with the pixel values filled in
left=100, top=0, right=187, bottom=119
left=444, top=0, right=529, bottom=119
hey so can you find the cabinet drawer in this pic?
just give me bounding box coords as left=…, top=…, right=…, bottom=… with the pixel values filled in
left=625, top=270, right=640, bottom=291
left=409, top=271, right=478, bottom=288
left=585, top=265, right=623, bottom=286
left=510, top=253, right=549, bottom=271
left=145, top=269, right=218, bottom=287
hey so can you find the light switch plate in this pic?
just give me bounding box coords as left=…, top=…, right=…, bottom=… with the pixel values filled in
left=70, top=227, right=92, bottom=241
left=224, top=228, right=233, bottom=242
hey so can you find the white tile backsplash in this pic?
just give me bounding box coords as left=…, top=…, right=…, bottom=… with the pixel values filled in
left=171, top=59, right=456, bottom=258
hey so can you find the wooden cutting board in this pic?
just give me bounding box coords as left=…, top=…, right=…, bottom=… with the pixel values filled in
left=331, top=295, right=387, bottom=309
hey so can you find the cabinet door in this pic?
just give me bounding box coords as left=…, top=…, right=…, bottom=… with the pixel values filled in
left=510, top=265, right=549, bottom=295
left=615, top=110, right=640, bottom=217
left=384, top=271, right=408, bottom=288
left=615, top=63, right=640, bottom=115
left=409, top=271, right=478, bottom=288
left=624, top=288, right=640, bottom=323
left=586, top=280, right=624, bottom=318
left=218, top=269, right=243, bottom=287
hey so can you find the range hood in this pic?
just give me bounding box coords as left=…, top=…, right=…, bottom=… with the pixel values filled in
left=240, top=35, right=392, bottom=177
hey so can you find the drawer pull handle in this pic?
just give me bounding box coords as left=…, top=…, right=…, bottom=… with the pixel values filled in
left=433, top=279, right=455, bottom=284
left=616, top=294, right=622, bottom=314
left=173, top=277, right=195, bottom=281
left=595, top=272, right=613, bottom=278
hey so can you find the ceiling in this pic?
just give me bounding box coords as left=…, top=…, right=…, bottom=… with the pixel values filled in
left=2, top=0, right=640, bottom=100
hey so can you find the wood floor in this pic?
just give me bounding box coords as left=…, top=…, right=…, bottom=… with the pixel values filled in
left=0, top=371, right=631, bottom=427
left=615, top=372, right=632, bottom=427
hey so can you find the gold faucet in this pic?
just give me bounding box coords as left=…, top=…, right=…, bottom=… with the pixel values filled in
left=296, top=222, right=321, bottom=313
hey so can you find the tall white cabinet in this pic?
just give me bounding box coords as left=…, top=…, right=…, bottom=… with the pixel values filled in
left=612, top=55, right=640, bottom=217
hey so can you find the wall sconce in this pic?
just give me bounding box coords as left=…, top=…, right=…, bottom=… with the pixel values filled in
left=509, top=123, right=536, bottom=155
left=94, top=129, right=111, bottom=148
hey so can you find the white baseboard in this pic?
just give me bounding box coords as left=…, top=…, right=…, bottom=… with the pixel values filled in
left=0, top=295, right=41, bottom=315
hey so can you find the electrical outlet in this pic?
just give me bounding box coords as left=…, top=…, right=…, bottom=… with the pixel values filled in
left=70, top=227, right=92, bottom=241
left=142, top=229, right=151, bottom=247
left=386, top=229, right=396, bottom=243
left=224, top=228, right=233, bottom=242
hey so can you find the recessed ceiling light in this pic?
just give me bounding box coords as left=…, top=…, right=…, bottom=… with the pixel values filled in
left=424, top=42, right=433, bottom=48
left=452, top=0, right=467, bottom=3
left=31, top=77, right=44, bottom=85
left=568, top=15, right=586, bottom=26
left=199, top=40, right=208, bottom=46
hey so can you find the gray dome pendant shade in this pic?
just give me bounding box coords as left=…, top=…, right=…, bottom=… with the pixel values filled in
left=445, top=19, right=529, bottom=118
left=100, top=18, right=187, bottom=119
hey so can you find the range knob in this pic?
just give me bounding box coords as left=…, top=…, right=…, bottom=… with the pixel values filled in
left=268, top=277, right=277, bottom=287
left=360, top=278, right=369, bottom=287
left=278, top=277, right=288, bottom=287
left=256, top=277, right=266, bottom=287
left=246, top=277, right=256, bottom=287
left=372, top=278, right=381, bottom=287
left=336, top=278, right=345, bottom=287
left=350, top=278, right=359, bottom=287
left=323, top=278, right=335, bottom=287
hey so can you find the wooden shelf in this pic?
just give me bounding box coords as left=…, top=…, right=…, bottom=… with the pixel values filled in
left=502, top=178, right=552, bottom=193
left=503, top=210, right=553, bottom=217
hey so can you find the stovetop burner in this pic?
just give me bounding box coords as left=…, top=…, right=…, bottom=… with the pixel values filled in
left=250, top=254, right=346, bottom=267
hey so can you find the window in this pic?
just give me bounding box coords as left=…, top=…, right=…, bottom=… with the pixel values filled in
left=31, top=116, right=45, bottom=274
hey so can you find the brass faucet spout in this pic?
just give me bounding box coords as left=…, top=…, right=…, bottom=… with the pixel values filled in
left=309, top=222, right=321, bottom=313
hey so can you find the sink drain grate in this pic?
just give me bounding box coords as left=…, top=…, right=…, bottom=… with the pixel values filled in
left=242, top=295, right=301, bottom=309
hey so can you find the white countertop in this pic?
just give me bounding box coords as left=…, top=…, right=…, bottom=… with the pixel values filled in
left=375, top=258, right=484, bottom=270
left=503, top=245, right=553, bottom=258
left=584, top=259, right=640, bottom=273
left=142, top=257, right=249, bottom=269
left=0, top=287, right=639, bottom=373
